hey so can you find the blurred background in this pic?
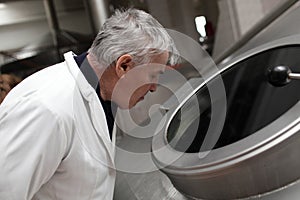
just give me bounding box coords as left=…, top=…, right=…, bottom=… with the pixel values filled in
left=0, top=0, right=290, bottom=78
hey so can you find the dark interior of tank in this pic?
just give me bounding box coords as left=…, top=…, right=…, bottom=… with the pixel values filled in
left=167, top=45, right=300, bottom=153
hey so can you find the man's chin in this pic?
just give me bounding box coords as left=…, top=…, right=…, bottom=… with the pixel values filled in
left=118, top=102, right=136, bottom=110
left=138, top=96, right=145, bottom=102
left=117, top=97, right=145, bottom=110
left=129, top=98, right=144, bottom=109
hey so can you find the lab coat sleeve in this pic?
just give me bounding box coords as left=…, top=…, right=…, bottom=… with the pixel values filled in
left=0, top=98, right=68, bottom=200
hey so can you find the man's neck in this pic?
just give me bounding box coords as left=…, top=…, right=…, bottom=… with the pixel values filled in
left=86, top=54, right=116, bottom=102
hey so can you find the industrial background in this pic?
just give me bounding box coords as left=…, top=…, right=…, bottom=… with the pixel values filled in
left=0, top=0, right=288, bottom=76
left=1, top=0, right=300, bottom=200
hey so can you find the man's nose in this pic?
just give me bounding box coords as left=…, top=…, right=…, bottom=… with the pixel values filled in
left=149, top=83, right=157, bottom=92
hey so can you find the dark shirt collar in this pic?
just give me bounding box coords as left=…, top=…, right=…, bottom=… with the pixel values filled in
left=74, top=52, right=116, bottom=140
left=74, top=52, right=98, bottom=90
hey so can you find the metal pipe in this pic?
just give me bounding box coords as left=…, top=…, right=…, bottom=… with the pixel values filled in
left=85, top=0, right=111, bottom=33
left=215, top=0, right=299, bottom=64
left=43, top=0, right=60, bottom=47
left=289, top=72, right=300, bottom=79
left=83, top=0, right=98, bottom=36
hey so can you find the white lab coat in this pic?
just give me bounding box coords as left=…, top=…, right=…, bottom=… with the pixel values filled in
left=0, top=52, right=116, bottom=200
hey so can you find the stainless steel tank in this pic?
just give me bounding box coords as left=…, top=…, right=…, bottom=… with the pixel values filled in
left=152, top=43, right=300, bottom=199
left=114, top=2, right=300, bottom=200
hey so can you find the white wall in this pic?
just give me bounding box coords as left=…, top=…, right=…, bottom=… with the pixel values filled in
left=212, top=0, right=290, bottom=60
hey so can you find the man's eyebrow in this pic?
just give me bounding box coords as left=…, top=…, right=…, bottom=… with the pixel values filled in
left=159, top=70, right=164, bottom=74
left=153, top=69, right=165, bottom=75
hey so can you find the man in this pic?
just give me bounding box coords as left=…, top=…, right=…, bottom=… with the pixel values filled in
left=0, top=8, right=178, bottom=199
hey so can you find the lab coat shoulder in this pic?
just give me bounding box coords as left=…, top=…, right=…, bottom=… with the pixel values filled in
left=0, top=60, right=80, bottom=199
left=0, top=88, right=69, bottom=200
left=1, top=60, right=77, bottom=138
left=0, top=52, right=116, bottom=199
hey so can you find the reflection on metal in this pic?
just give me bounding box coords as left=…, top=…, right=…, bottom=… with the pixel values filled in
left=215, top=0, right=299, bottom=64
left=152, top=44, right=300, bottom=199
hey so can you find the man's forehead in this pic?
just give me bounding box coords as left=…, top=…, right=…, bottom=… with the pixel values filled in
left=137, top=62, right=166, bottom=68
left=147, top=63, right=166, bottom=72
left=149, top=51, right=169, bottom=62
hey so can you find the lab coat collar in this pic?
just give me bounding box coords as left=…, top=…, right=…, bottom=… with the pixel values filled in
left=63, top=51, right=115, bottom=167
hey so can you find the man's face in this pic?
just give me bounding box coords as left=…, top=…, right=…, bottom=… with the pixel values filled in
left=113, top=52, right=169, bottom=109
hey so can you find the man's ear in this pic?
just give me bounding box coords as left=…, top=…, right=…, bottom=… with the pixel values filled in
left=115, top=54, right=133, bottom=78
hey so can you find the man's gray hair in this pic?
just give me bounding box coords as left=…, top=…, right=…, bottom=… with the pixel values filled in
left=88, top=8, right=179, bottom=67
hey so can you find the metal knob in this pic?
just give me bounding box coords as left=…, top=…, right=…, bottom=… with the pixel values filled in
left=267, top=65, right=300, bottom=87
